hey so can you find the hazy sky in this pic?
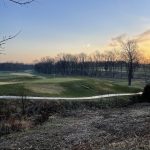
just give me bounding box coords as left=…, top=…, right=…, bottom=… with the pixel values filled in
left=0, top=0, right=150, bottom=63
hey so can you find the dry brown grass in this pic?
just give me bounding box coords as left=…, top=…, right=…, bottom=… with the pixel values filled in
left=27, top=83, right=64, bottom=95
left=0, top=103, right=149, bottom=150
left=0, top=117, right=33, bottom=136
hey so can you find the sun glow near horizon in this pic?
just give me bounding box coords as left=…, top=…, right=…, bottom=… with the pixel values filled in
left=0, top=31, right=150, bottom=64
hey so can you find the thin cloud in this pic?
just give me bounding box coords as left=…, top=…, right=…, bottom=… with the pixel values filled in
left=106, top=30, right=150, bottom=57
left=135, top=29, right=150, bottom=42
left=109, top=30, right=150, bottom=48
left=112, top=34, right=127, bottom=42
left=108, top=34, right=127, bottom=48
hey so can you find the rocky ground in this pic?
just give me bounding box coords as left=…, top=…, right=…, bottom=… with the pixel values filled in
left=0, top=103, right=150, bottom=150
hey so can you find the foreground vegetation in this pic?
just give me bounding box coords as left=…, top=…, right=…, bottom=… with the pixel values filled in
left=0, top=98, right=149, bottom=150
left=0, top=95, right=140, bottom=135
left=0, top=92, right=147, bottom=137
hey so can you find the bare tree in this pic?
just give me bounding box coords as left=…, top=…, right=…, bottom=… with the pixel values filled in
left=120, top=40, right=139, bottom=86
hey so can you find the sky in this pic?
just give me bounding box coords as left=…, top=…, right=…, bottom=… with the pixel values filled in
left=0, top=0, right=150, bottom=63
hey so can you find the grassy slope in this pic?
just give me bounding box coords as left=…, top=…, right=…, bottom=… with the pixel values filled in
left=60, top=79, right=140, bottom=97
left=0, top=71, right=141, bottom=97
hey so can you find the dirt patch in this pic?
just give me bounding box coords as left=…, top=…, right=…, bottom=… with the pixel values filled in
left=0, top=103, right=149, bottom=150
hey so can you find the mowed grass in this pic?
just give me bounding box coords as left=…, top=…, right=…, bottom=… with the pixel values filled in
left=0, top=71, right=39, bottom=82
left=0, top=71, right=142, bottom=97
left=59, top=79, right=141, bottom=97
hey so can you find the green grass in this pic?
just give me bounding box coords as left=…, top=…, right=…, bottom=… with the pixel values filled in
left=0, top=71, right=142, bottom=97
left=0, top=72, right=39, bottom=82
left=60, top=79, right=140, bottom=97
left=31, top=77, right=82, bottom=83
left=0, top=84, right=25, bottom=96
left=0, top=84, right=38, bottom=96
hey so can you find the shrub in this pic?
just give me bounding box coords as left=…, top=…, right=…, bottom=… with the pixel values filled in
left=0, top=117, right=33, bottom=136
left=142, top=84, right=150, bottom=102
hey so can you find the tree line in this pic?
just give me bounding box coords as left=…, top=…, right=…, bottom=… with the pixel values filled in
left=0, top=62, right=33, bottom=71
left=34, top=52, right=137, bottom=78
left=34, top=40, right=150, bottom=86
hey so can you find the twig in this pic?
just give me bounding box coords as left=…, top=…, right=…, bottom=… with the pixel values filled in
left=9, top=0, right=34, bottom=5
left=0, top=31, right=21, bottom=48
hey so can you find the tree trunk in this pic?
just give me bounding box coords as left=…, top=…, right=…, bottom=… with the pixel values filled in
left=128, top=62, right=133, bottom=86
left=128, top=75, right=132, bottom=86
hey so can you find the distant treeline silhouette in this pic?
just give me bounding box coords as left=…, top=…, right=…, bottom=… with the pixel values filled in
left=0, top=62, right=33, bottom=71
left=34, top=53, right=150, bottom=80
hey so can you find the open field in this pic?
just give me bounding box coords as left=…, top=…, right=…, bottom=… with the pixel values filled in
left=0, top=102, right=149, bottom=150
left=0, top=71, right=142, bottom=97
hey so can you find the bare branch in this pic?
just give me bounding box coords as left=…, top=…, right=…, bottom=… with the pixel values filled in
left=0, top=31, right=21, bottom=48
left=8, top=0, right=34, bottom=5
